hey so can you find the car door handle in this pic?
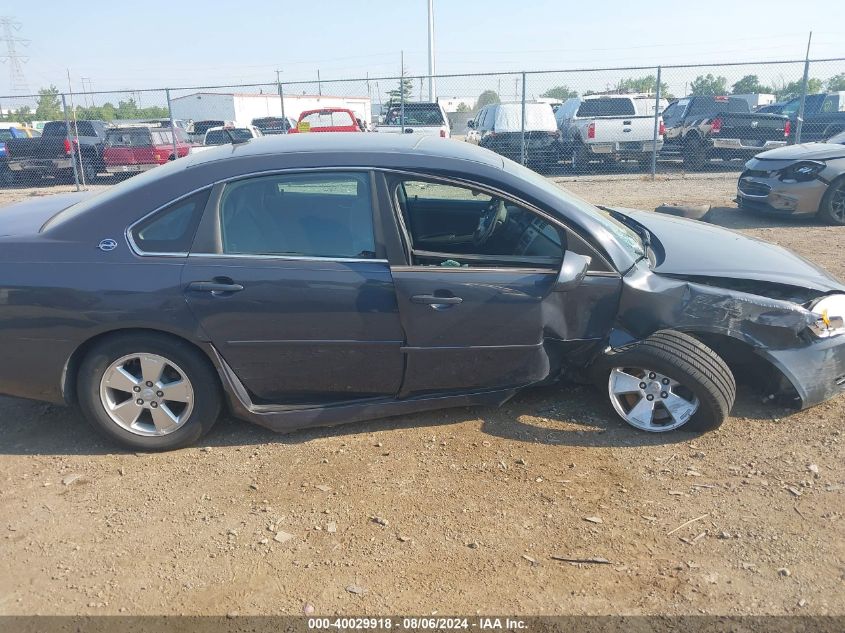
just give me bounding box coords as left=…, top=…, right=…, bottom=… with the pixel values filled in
left=411, top=294, right=463, bottom=305
left=187, top=280, right=244, bottom=293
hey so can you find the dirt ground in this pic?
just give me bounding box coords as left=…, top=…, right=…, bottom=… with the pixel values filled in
left=0, top=174, right=843, bottom=617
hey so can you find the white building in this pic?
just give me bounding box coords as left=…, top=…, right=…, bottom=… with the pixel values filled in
left=732, top=93, right=777, bottom=110
left=170, top=92, right=373, bottom=126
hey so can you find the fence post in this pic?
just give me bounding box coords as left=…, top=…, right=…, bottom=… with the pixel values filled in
left=520, top=72, right=527, bottom=166
left=277, top=80, right=288, bottom=133
left=61, top=94, right=80, bottom=192
left=651, top=66, right=662, bottom=178
left=166, top=89, right=179, bottom=163
left=400, top=69, right=405, bottom=130
left=795, top=59, right=811, bottom=144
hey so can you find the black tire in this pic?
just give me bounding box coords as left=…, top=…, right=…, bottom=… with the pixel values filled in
left=80, top=158, right=97, bottom=184
left=77, top=333, right=221, bottom=451
left=683, top=136, right=707, bottom=171
left=817, top=175, right=845, bottom=226
left=594, top=330, right=736, bottom=433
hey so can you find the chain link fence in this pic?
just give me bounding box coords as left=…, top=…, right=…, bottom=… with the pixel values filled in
left=0, top=57, right=843, bottom=190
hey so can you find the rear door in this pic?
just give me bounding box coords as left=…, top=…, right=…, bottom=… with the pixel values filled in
left=182, top=170, right=406, bottom=405
left=381, top=174, right=621, bottom=396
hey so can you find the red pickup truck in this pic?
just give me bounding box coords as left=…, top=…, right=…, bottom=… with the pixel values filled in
left=103, top=126, right=191, bottom=176
left=290, top=108, right=362, bottom=133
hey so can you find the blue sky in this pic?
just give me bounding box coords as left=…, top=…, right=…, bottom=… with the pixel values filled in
left=5, top=0, right=844, bottom=98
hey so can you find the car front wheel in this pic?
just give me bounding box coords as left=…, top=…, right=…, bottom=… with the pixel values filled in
left=77, top=333, right=221, bottom=450
left=598, top=330, right=736, bottom=433
left=818, top=175, right=845, bottom=226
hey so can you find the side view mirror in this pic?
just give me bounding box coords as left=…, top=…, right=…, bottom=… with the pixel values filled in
left=553, top=251, right=591, bottom=292
left=467, top=119, right=475, bottom=129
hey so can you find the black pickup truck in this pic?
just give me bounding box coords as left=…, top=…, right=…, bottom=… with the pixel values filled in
left=763, top=92, right=845, bottom=143
left=662, top=96, right=790, bottom=169
left=6, top=120, right=108, bottom=183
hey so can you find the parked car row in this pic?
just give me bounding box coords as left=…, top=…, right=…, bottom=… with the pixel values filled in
left=0, top=118, right=270, bottom=186
left=462, top=94, right=795, bottom=172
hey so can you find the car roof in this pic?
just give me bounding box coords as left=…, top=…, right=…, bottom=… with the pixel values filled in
left=183, top=133, right=505, bottom=169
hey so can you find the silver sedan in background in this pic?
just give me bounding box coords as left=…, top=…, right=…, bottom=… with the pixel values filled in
left=737, top=134, right=845, bottom=225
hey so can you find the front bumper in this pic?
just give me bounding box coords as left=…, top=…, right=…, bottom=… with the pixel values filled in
left=712, top=138, right=787, bottom=151
left=736, top=173, right=828, bottom=216
left=105, top=163, right=158, bottom=174
left=8, top=158, right=73, bottom=172
left=587, top=140, right=663, bottom=155
left=759, top=335, right=845, bottom=409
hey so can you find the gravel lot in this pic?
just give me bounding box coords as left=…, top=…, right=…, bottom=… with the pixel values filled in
left=0, top=174, right=843, bottom=617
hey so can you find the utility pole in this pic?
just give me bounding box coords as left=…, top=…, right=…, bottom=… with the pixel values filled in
left=81, top=77, right=94, bottom=107
left=0, top=16, right=30, bottom=94
left=317, top=69, right=322, bottom=96
left=427, top=0, right=436, bottom=102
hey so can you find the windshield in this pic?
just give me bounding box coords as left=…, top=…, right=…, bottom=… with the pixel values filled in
left=205, top=128, right=252, bottom=145
left=300, top=110, right=354, bottom=128
left=384, top=104, right=445, bottom=126
left=504, top=161, right=645, bottom=261
left=577, top=98, right=635, bottom=117
left=193, top=121, right=224, bottom=135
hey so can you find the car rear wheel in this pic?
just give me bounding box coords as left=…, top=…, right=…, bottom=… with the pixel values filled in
left=818, top=176, right=845, bottom=226
left=80, top=158, right=97, bottom=184
left=683, top=137, right=707, bottom=171
left=77, top=333, right=221, bottom=451
left=597, top=330, right=735, bottom=433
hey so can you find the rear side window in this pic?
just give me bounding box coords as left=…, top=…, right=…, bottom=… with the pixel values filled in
left=576, top=99, right=635, bottom=117
left=74, top=121, right=96, bottom=136
left=130, top=189, right=211, bottom=254
left=107, top=130, right=153, bottom=147
left=218, top=172, right=375, bottom=258
left=42, top=122, right=68, bottom=137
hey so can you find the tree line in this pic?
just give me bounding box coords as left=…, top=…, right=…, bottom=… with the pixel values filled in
left=1, top=85, right=169, bottom=124
left=529, top=72, right=845, bottom=107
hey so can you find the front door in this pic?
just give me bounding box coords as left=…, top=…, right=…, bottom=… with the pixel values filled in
left=384, top=176, right=620, bottom=397
left=182, top=170, right=405, bottom=404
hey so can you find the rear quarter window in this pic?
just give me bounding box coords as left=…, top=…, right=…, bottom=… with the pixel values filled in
left=130, top=189, right=211, bottom=254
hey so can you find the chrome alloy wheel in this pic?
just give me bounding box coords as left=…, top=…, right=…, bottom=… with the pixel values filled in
left=608, top=367, right=699, bottom=432
left=99, top=353, right=194, bottom=436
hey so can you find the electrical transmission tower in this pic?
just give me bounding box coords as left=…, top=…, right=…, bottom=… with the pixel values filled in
left=0, top=17, right=30, bottom=94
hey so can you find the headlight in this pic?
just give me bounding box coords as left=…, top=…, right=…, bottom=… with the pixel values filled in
left=809, top=294, right=845, bottom=338
left=779, top=161, right=826, bottom=183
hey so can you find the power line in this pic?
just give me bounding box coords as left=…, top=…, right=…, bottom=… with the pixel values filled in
left=0, top=16, right=30, bottom=94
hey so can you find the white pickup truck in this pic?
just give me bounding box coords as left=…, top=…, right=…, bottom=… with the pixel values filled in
left=555, top=95, right=667, bottom=169
left=376, top=102, right=451, bottom=138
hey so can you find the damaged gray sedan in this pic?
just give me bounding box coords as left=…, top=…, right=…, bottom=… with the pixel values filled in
left=0, top=134, right=843, bottom=451
left=737, top=139, right=845, bottom=224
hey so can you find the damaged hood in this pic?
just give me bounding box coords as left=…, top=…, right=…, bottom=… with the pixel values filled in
left=611, top=208, right=845, bottom=293
left=752, top=142, right=845, bottom=162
